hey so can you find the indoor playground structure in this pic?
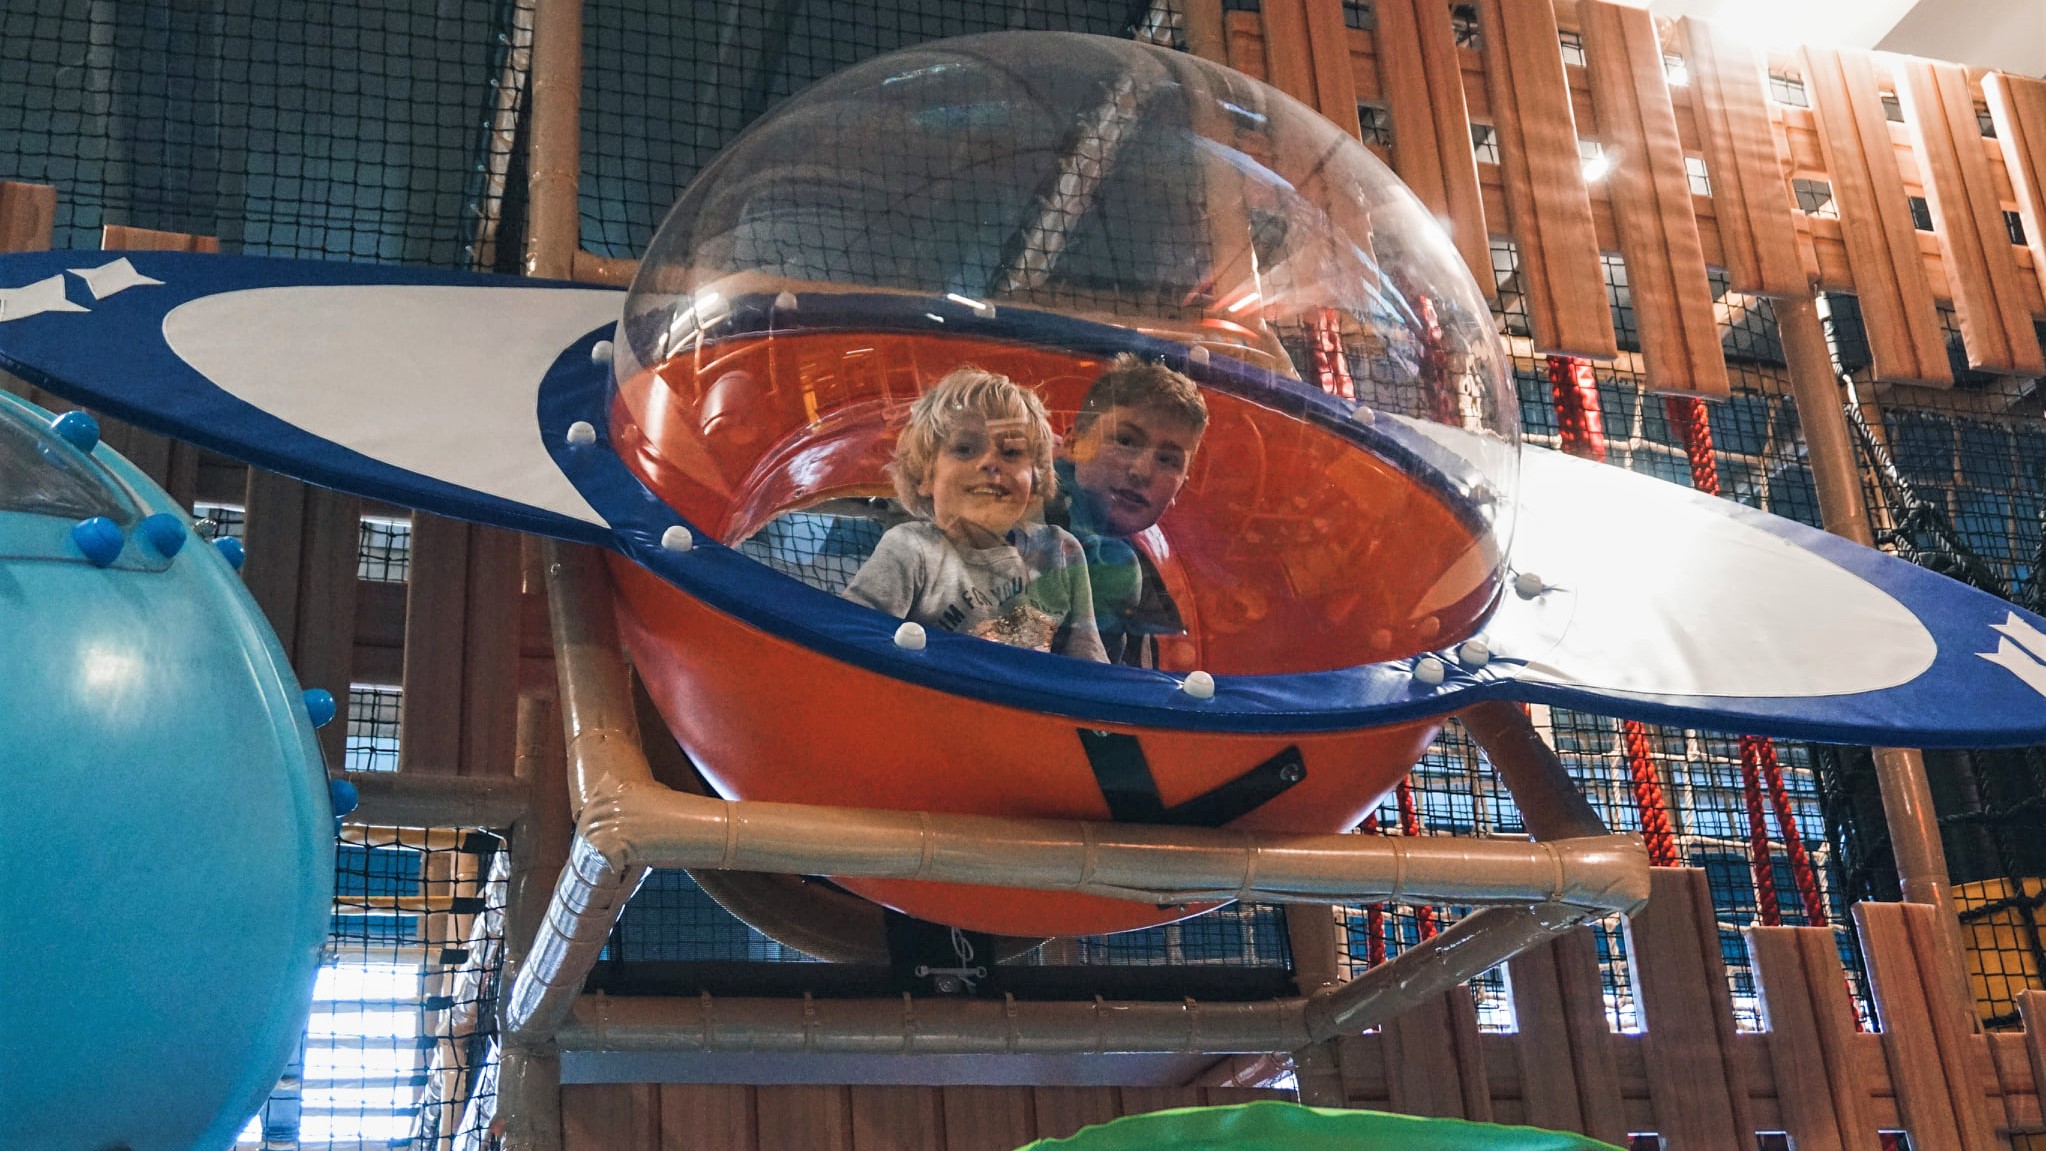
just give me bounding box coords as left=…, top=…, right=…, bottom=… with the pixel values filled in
left=7, top=2, right=2046, bottom=1150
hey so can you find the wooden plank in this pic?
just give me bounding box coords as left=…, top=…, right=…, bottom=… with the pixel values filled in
left=1626, top=868, right=1753, bottom=1151
left=756, top=1085, right=851, bottom=1151
left=1551, top=925, right=1630, bottom=1146
left=1375, top=0, right=1493, bottom=292
left=1680, top=21, right=1808, bottom=297
left=1898, top=60, right=2046, bottom=376
left=1511, top=936, right=1589, bottom=1132
left=1578, top=2, right=1729, bottom=397
left=1030, top=1087, right=1121, bottom=1144
left=2019, top=989, right=2046, bottom=1129
left=1749, top=927, right=1859, bottom=1151
left=1332, top=1031, right=1390, bottom=1106
left=1223, top=11, right=1268, bottom=82
left=241, top=468, right=309, bottom=653
left=1800, top=47, right=1951, bottom=386
left=563, top=1083, right=659, bottom=1151
left=1182, top=0, right=1226, bottom=64
left=1898, top=903, right=2000, bottom=1151
left=660, top=1084, right=755, bottom=1151
left=1380, top=989, right=1469, bottom=1117
left=1301, top=0, right=1362, bottom=138
left=1477, top=0, right=1617, bottom=359
left=1793, top=928, right=1883, bottom=1151
left=100, top=225, right=219, bottom=253
left=940, top=1086, right=1036, bottom=1151
left=850, top=1086, right=944, bottom=1151
left=0, top=181, right=56, bottom=252
left=400, top=512, right=471, bottom=774
left=1985, top=75, right=2046, bottom=314
left=296, top=486, right=362, bottom=770
left=1257, top=0, right=1318, bottom=110
left=459, top=524, right=522, bottom=777
left=1853, top=902, right=1965, bottom=1151
left=1446, top=984, right=1495, bottom=1122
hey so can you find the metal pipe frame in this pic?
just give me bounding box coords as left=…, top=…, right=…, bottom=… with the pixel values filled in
left=504, top=542, right=1647, bottom=1048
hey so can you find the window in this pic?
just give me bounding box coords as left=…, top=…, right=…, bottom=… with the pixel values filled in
left=2007, top=210, right=2027, bottom=246
left=193, top=500, right=247, bottom=540
left=1768, top=70, right=1809, bottom=107
left=1978, top=102, right=1998, bottom=138
left=1357, top=102, right=1393, bottom=148
left=346, top=684, right=402, bottom=772
left=1793, top=178, right=1836, bottom=217
left=357, top=514, right=411, bottom=582
left=1685, top=155, right=1711, bottom=198
left=1450, top=3, right=1480, bottom=49
left=1880, top=91, right=1904, bottom=123
left=1342, top=0, right=1375, bottom=31
left=1663, top=53, right=1689, bottom=87
left=1558, top=29, right=1585, bottom=66
left=1470, top=122, right=1500, bottom=164
left=1907, top=195, right=1933, bottom=232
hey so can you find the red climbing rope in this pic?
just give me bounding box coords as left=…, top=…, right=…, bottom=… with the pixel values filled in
left=1551, top=356, right=1684, bottom=867
left=1738, top=736, right=1783, bottom=925
left=1360, top=812, right=1387, bottom=967
left=1755, top=738, right=1831, bottom=927
left=1395, top=779, right=1439, bottom=940
left=1664, top=395, right=1721, bottom=497
left=1311, top=307, right=1356, bottom=401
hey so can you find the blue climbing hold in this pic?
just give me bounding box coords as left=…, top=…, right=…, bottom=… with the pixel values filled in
left=138, top=512, right=187, bottom=559
left=328, top=777, right=360, bottom=820
left=49, top=410, right=100, bottom=452
left=303, top=688, right=336, bottom=729
left=70, top=516, right=123, bottom=567
left=215, top=536, right=245, bottom=571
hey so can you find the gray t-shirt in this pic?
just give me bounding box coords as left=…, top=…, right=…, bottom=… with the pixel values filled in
left=842, top=521, right=1108, bottom=662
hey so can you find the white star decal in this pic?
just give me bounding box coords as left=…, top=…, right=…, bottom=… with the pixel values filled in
left=0, top=275, right=86, bottom=324
left=69, top=257, right=163, bottom=301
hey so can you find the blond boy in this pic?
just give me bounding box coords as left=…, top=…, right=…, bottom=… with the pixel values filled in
left=843, top=367, right=1107, bottom=662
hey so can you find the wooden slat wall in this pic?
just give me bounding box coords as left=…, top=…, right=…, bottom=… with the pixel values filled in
left=1986, top=74, right=2046, bottom=310
left=1373, top=0, right=1494, bottom=292
left=1680, top=19, right=1807, bottom=297
left=562, top=1084, right=1287, bottom=1150
left=400, top=518, right=522, bottom=776
left=0, top=181, right=55, bottom=254
left=1188, top=9, right=2046, bottom=389
left=1319, top=873, right=2046, bottom=1146
left=1578, top=0, right=1728, bottom=397
left=1800, top=47, right=1953, bottom=386
left=1896, top=58, right=2046, bottom=375
left=1476, top=0, right=1618, bottom=359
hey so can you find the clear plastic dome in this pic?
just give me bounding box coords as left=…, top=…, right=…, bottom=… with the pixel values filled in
left=611, top=31, right=1517, bottom=675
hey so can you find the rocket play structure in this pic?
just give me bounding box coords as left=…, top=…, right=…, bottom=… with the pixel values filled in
left=3, top=30, right=2045, bottom=1151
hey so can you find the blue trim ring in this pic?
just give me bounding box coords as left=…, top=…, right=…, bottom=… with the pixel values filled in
left=546, top=323, right=1519, bottom=735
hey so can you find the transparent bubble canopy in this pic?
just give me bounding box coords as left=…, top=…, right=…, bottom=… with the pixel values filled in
left=613, top=31, right=1518, bottom=675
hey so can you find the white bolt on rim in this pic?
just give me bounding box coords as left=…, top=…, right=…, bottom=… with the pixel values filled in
left=1180, top=670, right=1216, bottom=700
left=565, top=420, right=598, bottom=446
left=660, top=525, right=694, bottom=553
left=893, top=621, right=927, bottom=651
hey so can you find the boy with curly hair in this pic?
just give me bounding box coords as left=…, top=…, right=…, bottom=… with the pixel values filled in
left=843, top=367, right=1107, bottom=662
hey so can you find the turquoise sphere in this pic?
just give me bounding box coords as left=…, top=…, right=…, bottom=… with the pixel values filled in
left=0, top=391, right=333, bottom=1149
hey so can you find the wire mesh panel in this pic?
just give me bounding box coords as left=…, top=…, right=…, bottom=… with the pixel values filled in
left=238, top=827, right=507, bottom=1150
left=0, top=0, right=525, bottom=264
left=578, top=0, right=1160, bottom=259
left=1818, top=294, right=2046, bottom=1028
left=347, top=684, right=405, bottom=773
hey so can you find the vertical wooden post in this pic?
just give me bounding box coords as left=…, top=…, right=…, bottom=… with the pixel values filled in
left=525, top=0, right=582, bottom=280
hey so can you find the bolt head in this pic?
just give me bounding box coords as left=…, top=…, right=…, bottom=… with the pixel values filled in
left=1457, top=638, right=1491, bottom=668
left=590, top=339, right=614, bottom=365
left=565, top=420, right=598, bottom=446
left=1413, top=655, right=1447, bottom=686
left=894, top=621, right=927, bottom=651
left=1514, top=571, right=1545, bottom=598
left=660, top=525, right=694, bottom=553
left=1180, top=670, right=1216, bottom=700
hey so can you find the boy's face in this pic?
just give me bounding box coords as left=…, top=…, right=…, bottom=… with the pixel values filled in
left=919, top=413, right=1036, bottom=543
left=1064, top=403, right=1202, bottom=537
